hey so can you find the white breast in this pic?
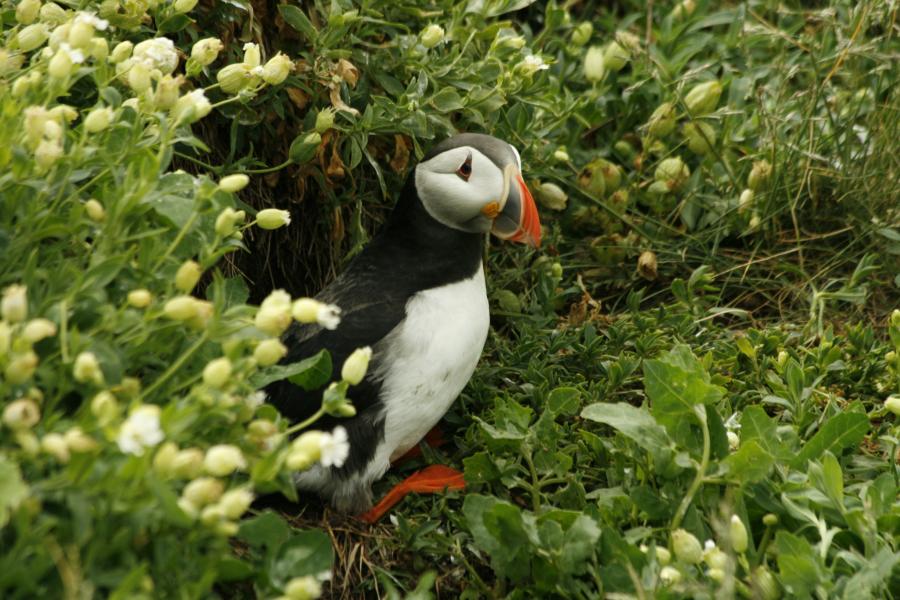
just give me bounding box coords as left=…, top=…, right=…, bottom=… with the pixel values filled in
left=373, top=263, right=490, bottom=466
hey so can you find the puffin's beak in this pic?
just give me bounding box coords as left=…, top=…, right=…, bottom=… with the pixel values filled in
left=489, top=168, right=542, bottom=248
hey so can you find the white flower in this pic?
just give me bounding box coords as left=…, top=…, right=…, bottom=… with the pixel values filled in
left=117, top=405, right=164, bottom=455
left=132, top=37, right=179, bottom=74
left=245, top=391, right=267, bottom=409
left=319, top=426, right=349, bottom=468
left=73, top=11, right=109, bottom=31
left=316, top=303, right=341, bottom=330
left=516, top=54, right=549, bottom=77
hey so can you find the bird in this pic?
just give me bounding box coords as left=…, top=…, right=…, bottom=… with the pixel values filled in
left=266, top=133, right=541, bottom=514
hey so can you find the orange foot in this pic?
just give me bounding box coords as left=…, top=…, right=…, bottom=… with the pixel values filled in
left=357, top=464, right=465, bottom=524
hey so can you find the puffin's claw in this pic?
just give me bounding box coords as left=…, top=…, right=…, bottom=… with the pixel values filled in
left=357, top=464, right=465, bottom=524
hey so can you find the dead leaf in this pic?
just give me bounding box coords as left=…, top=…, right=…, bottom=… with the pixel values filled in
left=390, top=134, right=410, bottom=173
left=327, top=140, right=346, bottom=180
left=335, top=58, right=359, bottom=87
left=329, top=84, right=360, bottom=116
left=331, top=206, right=345, bottom=243
left=286, top=87, right=309, bottom=110
left=637, top=250, right=658, bottom=280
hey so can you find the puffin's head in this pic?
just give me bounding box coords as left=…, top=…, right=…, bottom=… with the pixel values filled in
left=414, top=133, right=541, bottom=247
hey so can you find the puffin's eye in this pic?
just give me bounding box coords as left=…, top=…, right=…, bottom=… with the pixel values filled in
left=456, top=154, right=472, bottom=182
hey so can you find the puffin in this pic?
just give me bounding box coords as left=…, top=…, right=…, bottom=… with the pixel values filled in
left=267, top=133, right=541, bottom=515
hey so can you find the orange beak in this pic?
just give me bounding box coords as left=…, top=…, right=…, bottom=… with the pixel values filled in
left=490, top=171, right=542, bottom=248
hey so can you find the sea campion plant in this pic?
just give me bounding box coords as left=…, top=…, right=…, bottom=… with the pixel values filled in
left=0, top=2, right=356, bottom=597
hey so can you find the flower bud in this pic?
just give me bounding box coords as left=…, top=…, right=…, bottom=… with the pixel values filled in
left=637, top=250, right=658, bottom=281
left=183, top=477, right=224, bottom=506
left=730, top=515, right=749, bottom=553
left=173, top=0, right=198, bottom=13
left=763, top=513, right=779, bottom=526
left=153, top=441, right=179, bottom=475
left=656, top=547, right=672, bottom=565
left=571, top=22, right=593, bottom=46
left=727, top=430, right=740, bottom=451
left=42, top=432, right=70, bottom=462
left=34, top=138, right=62, bottom=170
left=285, top=576, right=322, bottom=600
left=172, top=447, right=204, bottom=478
left=78, top=200, right=106, bottom=226
left=286, top=431, right=323, bottom=470
left=67, top=21, right=93, bottom=49
left=291, top=298, right=320, bottom=323
left=0, top=322, right=10, bottom=357
left=214, top=208, right=245, bottom=236
left=218, top=174, right=249, bottom=193
left=219, top=487, right=254, bottom=519
left=535, top=182, right=568, bottom=211
left=88, top=36, right=107, bottom=60
left=22, top=318, right=57, bottom=343
left=174, top=260, right=202, bottom=293
left=177, top=497, right=199, bottom=519
left=420, top=24, right=445, bottom=48
left=216, top=63, right=253, bottom=94
left=603, top=41, right=629, bottom=71
left=39, top=2, right=66, bottom=24
left=110, top=40, right=133, bottom=63
left=262, top=53, right=293, bottom=85
left=738, top=188, right=754, bottom=213
left=171, top=89, right=212, bottom=124
left=204, top=444, right=246, bottom=476
left=672, top=529, right=703, bottom=564
left=73, top=351, right=104, bottom=385
left=703, top=541, right=728, bottom=570
left=684, top=80, right=722, bottom=116
left=654, top=157, right=690, bottom=191
left=647, top=102, right=677, bottom=138
left=342, top=346, right=372, bottom=385
left=127, top=62, right=151, bottom=92
left=127, top=289, right=152, bottom=309
left=90, top=390, right=118, bottom=425
left=2, top=285, right=28, bottom=323
left=5, top=351, right=39, bottom=384
left=255, top=307, right=291, bottom=337
left=751, top=566, right=781, bottom=600
left=2, top=399, right=41, bottom=429
left=659, top=566, right=682, bottom=585
left=315, top=108, right=336, bottom=133
left=84, top=107, right=114, bottom=135
left=583, top=46, right=606, bottom=82
left=191, top=38, right=223, bottom=67
left=164, top=296, right=200, bottom=321
left=150, top=74, right=181, bottom=110
left=16, top=0, right=41, bottom=24
left=671, top=0, right=696, bottom=20
left=615, top=31, right=640, bottom=53
left=885, top=395, right=900, bottom=416
left=683, top=120, right=716, bottom=155
left=254, top=338, right=287, bottom=366
left=64, top=427, right=97, bottom=452
left=17, top=23, right=49, bottom=52
left=552, top=147, right=570, bottom=162
left=256, top=208, right=291, bottom=230
left=202, top=357, right=232, bottom=389
left=708, top=568, right=725, bottom=583
left=242, top=42, right=261, bottom=67
left=748, top=159, right=772, bottom=190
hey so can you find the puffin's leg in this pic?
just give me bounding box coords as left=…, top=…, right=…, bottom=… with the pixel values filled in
left=390, top=425, right=448, bottom=465
left=358, top=460, right=465, bottom=524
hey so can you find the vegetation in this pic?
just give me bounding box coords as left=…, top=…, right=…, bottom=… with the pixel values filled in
left=0, top=0, right=898, bottom=598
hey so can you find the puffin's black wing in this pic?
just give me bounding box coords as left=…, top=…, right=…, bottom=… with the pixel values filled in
left=264, top=259, right=409, bottom=476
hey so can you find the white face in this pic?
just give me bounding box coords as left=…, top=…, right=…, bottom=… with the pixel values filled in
left=414, top=145, right=511, bottom=234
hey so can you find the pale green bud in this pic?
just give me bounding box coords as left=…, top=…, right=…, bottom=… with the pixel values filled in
left=218, top=174, right=249, bottom=193
left=748, top=159, right=772, bottom=190
left=203, top=444, right=246, bottom=476
left=647, top=102, right=677, bottom=138
left=315, top=108, right=336, bottom=133
left=127, top=289, right=152, bottom=308
left=730, top=515, right=749, bottom=553
left=41, top=432, right=70, bottom=462
left=535, top=182, right=568, bottom=211
left=152, top=75, right=181, bottom=110
left=215, top=208, right=245, bottom=236
left=67, top=21, right=93, bottom=49
left=173, top=0, right=198, bottom=13
left=219, top=487, right=254, bottom=519
left=153, top=442, right=179, bottom=475
left=90, top=391, right=118, bottom=425
left=171, top=89, right=212, bottom=125
left=202, top=357, right=232, bottom=389
left=2, top=399, right=41, bottom=429
left=603, top=41, right=629, bottom=71
left=172, top=448, right=204, bottom=479
left=64, top=427, right=97, bottom=452
left=672, top=529, right=703, bottom=564
left=5, top=351, right=39, bottom=384
left=256, top=208, right=291, bottom=230
left=242, top=42, right=261, bottom=67
left=739, top=188, right=754, bottom=213
left=254, top=338, right=287, bottom=366
left=583, top=46, right=606, bottom=82
left=183, top=477, right=223, bottom=506
left=217, top=63, right=253, bottom=94
left=84, top=107, right=113, bottom=133
left=88, top=37, right=107, bottom=61
left=285, top=576, right=322, bottom=600
left=17, top=23, right=49, bottom=52
left=885, top=395, right=900, bottom=416
left=73, top=351, right=103, bottom=385
left=684, top=80, right=722, bottom=115
left=341, top=346, right=372, bottom=385
left=262, top=53, right=293, bottom=85
left=22, top=318, right=57, bottom=343
left=420, top=24, right=445, bottom=48
left=571, top=22, right=593, bottom=46
left=683, top=120, right=716, bottom=155
left=38, top=2, right=66, bottom=24
left=751, top=566, right=781, bottom=600
left=2, top=285, right=27, bottom=323
left=16, top=0, right=41, bottom=24
left=174, top=260, right=202, bottom=293
left=164, top=295, right=201, bottom=321
left=659, top=566, right=682, bottom=585
left=191, top=38, right=223, bottom=67
left=286, top=431, right=323, bottom=470
left=654, top=157, right=690, bottom=190
left=127, top=62, right=152, bottom=92
left=109, top=40, right=133, bottom=64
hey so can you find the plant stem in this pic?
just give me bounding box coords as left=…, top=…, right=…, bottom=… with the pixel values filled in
left=141, top=332, right=209, bottom=400
left=285, top=406, right=327, bottom=436
left=523, top=447, right=541, bottom=512
left=671, top=405, right=711, bottom=530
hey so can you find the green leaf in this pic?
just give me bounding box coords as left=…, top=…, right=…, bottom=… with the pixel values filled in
left=791, top=412, right=869, bottom=468
left=775, top=531, right=821, bottom=598
left=580, top=402, right=672, bottom=461
left=463, top=494, right=537, bottom=582
left=547, top=387, right=580, bottom=415
left=0, top=454, right=29, bottom=527
left=430, top=87, right=465, bottom=113
left=278, top=4, right=317, bottom=42
left=157, top=13, right=192, bottom=34
left=267, top=530, right=333, bottom=588
left=238, top=510, right=291, bottom=550
left=643, top=345, right=724, bottom=451
left=740, top=406, right=791, bottom=461
left=250, top=349, right=332, bottom=390
left=216, top=556, right=255, bottom=582
left=841, top=546, right=900, bottom=599
left=723, top=439, right=776, bottom=483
